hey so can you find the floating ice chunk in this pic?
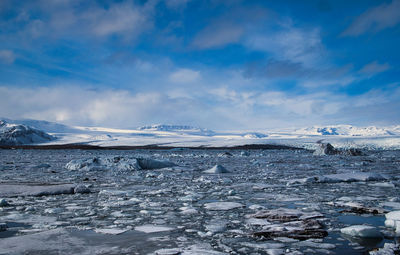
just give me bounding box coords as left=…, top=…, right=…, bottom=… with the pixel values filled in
left=205, top=220, right=227, bottom=234
left=384, top=211, right=400, bottom=234
left=181, top=244, right=226, bottom=255
left=179, top=207, right=198, bottom=215
left=313, top=143, right=338, bottom=155
left=204, top=202, right=244, bottom=211
left=288, top=172, right=388, bottom=185
left=65, top=157, right=104, bottom=171
left=94, top=228, right=128, bottom=235
left=155, top=248, right=182, bottom=255
left=136, top=158, right=176, bottom=170
left=249, top=204, right=265, bottom=210
left=287, top=177, right=318, bottom=186
left=245, top=218, right=271, bottom=226
left=240, top=242, right=285, bottom=249
left=65, top=157, right=140, bottom=171
left=294, top=240, right=336, bottom=249
left=369, top=243, right=400, bottom=255
left=74, top=184, right=90, bottom=194
left=368, top=182, right=396, bottom=188
left=240, top=151, right=250, bottom=156
left=31, top=163, right=51, bottom=169
left=203, top=165, right=230, bottom=174
left=218, top=152, right=233, bottom=157
left=313, top=142, right=363, bottom=156
left=134, top=225, right=174, bottom=233
left=266, top=249, right=285, bottom=255
left=250, top=208, right=327, bottom=240
left=44, top=208, right=64, bottom=214
left=65, top=156, right=176, bottom=171
left=340, top=225, right=382, bottom=238
left=320, top=172, right=387, bottom=183
left=250, top=208, right=322, bottom=221
left=381, top=202, right=400, bottom=209
left=0, top=184, right=75, bottom=197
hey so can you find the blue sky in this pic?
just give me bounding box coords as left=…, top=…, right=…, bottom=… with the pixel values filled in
left=0, top=0, right=399, bottom=130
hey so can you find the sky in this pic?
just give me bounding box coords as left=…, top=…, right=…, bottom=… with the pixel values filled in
left=0, top=0, right=399, bottom=130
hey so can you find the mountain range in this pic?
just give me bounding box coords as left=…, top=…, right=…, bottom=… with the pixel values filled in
left=1, top=118, right=399, bottom=149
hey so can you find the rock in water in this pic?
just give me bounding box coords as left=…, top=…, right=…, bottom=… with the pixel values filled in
left=0, top=223, right=7, bottom=231
left=203, top=164, right=230, bottom=174
left=0, top=199, right=9, bottom=207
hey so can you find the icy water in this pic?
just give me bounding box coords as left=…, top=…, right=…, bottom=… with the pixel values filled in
left=0, top=149, right=399, bottom=254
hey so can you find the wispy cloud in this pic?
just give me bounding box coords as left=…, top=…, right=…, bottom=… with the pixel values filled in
left=359, top=61, right=390, bottom=75
left=0, top=50, right=15, bottom=64
left=191, top=6, right=269, bottom=49
left=342, top=0, right=400, bottom=36
left=7, top=0, right=154, bottom=42
left=169, top=68, right=201, bottom=83
left=245, top=26, right=325, bottom=68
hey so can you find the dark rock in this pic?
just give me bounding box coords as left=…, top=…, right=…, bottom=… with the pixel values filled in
left=0, top=199, right=9, bottom=207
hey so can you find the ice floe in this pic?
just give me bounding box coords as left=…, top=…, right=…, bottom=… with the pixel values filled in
left=134, top=225, right=174, bottom=233
left=288, top=172, right=387, bottom=185
left=0, top=183, right=90, bottom=197
left=203, top=164, right=230, bottom=174
left=369, top=243, right=400, bottom=255
left=313, top=142, right=364, bottom=156
left=94, top=228, right=129, bottom=235
left=384, top=210, right=400, bottom=235
left=249, top=208, right=327, bottom=240
left=65, top=156, right=176, bottom=171
left=340, top=225, right=382, bottom=238
left=203, top=202, right=244, bottom=211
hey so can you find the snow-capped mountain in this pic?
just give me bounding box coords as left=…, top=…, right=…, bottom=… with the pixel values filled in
left=0, top=118, right=77, bottom=133
left=137, top=124, right=215, bottom=136
left=0, top=120, right=56, bottom=145
left=1, top=119, right=399, bottom=149
left=295, top=125, right=397, bottom=137
left=242, top=132, right=268, bottom=139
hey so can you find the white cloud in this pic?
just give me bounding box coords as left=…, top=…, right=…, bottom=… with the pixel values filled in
left=13, top=0, right=154, bottom=41
left=83, top=2, right=149, bottom=38
left=169, top=68, right=200, bottom=83
left=342, top=0, right=400, bottom=36
left=1, top=82, right=399, bottom=130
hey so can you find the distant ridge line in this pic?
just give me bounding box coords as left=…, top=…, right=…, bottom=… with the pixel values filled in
left=0, top=143, right=302, bottom=150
